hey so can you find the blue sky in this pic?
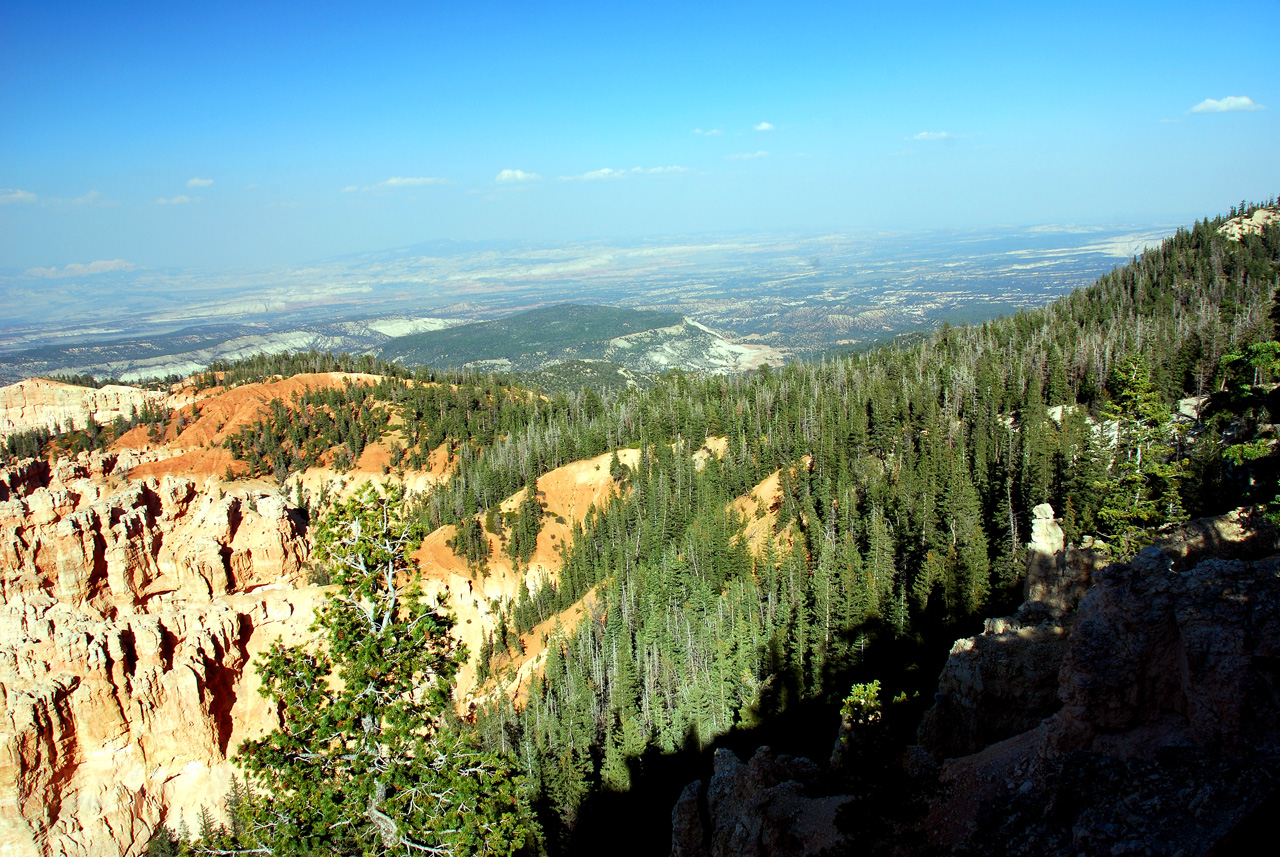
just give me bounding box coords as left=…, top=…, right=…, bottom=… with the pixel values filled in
left=2, top=0, right=1277, bottom=269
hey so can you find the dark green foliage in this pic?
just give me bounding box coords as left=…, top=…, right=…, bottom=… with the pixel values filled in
left=174, top=202, right=1278, bottom=847
left=222, top=380, right=397, bottom=480
left=45, top=372, right=120, bottom=388
left=224, top=486, right=538, bottom=855
left=202, top=349, right=413, bottom=388
left=461, top=203, right=1280, bottom=829
left=1199, top=336, right=1280, bottom=517
left=516, top=360, right=650, bottom=395
left=507, top=485, right=545, bottom=567
left=379, top=304, right=684, bottom=369
left=1095, top=355, right=1188, bottom=547
left=144, top=826, right=181, bottom=857
left=1, top=426, right=54, bottom=465
left=449, top=516, right=492, bottom=572
left=609, top=449, right=629, bottom=484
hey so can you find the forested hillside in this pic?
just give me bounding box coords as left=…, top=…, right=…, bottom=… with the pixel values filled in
left=379, top=304, right=684, bottom=368
left=455, top=202, right=1280, bottom=846
left=168, top=202, right=1280, bottom=856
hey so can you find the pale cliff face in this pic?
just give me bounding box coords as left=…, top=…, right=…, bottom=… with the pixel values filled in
left=0, top=376, right=708, bottom=855
left=0, top=380, right=171, bottom=438
left=0, top=450, right=319, bottom=857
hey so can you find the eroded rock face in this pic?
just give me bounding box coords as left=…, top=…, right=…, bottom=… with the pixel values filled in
left=0, top=380, right=167, bottom=438
left=1045, top=521, right=1280, bottom=759
left=923, top=507, right=1280, bottom=857
left=0, top=452, right=319, bottom=857
left=917, top=504, right=1108, bottom=759
left=671, top=747, right=851, bottom=857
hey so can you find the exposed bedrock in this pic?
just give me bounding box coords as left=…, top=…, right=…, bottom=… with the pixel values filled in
left=923, top=506, right=1280, bottom=856
left=0, top=452, right=319, bottom=857
left=917, top=503, right=1109, bottom=760
left=671, top=746, right=851, bottom=857
left=671, top=505, right=1280, bottom=856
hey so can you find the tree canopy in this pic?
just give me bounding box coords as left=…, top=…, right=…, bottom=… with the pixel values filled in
left=225, top=486, right=538, bottom=856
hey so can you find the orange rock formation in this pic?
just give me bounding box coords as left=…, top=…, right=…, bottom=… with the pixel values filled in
left=0, top=451, right=319, bottom=856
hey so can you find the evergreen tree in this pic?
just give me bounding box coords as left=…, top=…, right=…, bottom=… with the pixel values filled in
left=1097, top=355, right=1188, bottom=546
left=233, top=486, right=537, bottom=856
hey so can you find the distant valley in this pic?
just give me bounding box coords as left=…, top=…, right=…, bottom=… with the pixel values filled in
left=379, top=304, right=779, bottom=382
left=0, top=224, right=1171, bottom=384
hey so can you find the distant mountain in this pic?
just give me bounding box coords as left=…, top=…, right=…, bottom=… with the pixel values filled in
left=0, top=316, right=460, bottom=386
left=1, top=225, right=1167, bottom=386
left=378, top=303, right=779, bottom=374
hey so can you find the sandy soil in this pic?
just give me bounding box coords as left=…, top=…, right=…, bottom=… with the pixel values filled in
left=468, top=587, right=602, bottom=713
left=693, top=435, right=728, bottom=470
left=733, top=469, right=785, bottom=554
left=111, top=373, right=385, bottom=483
left=413, top=448, right=642, bottom=701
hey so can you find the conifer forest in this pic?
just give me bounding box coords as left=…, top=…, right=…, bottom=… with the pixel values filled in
left=149, top=203, right=1280, bottom=855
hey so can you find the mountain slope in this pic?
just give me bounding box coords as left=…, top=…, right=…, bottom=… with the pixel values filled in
left=4, top=202, right=1278, bottom=856
left=378, top=303, right=779, bottom=373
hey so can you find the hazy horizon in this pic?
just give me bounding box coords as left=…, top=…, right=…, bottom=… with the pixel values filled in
left=2, top=1, right=1277, bottom=275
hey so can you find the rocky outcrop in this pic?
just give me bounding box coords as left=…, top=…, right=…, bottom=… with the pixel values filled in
left=923, top=506, right=1280, bottom=856
left=671, top=747, right=852, bottom=857
left=1044, top=520, right=1280, bottom=759
left=917, top=504, right=1108, bottom=759
left=0, top=380, right=166, bottom=438
left=670, top=506, right=1280, bottom=856
left=1220, top=206, right=1280, bottom=241
left=0, top=451, right=319, bottom=857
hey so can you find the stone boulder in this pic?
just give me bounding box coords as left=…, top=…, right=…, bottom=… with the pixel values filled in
left=671, top=747, right=851, bottom=857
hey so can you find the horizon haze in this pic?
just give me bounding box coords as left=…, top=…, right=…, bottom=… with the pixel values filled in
left=2, top=1, right=1277, bottom=277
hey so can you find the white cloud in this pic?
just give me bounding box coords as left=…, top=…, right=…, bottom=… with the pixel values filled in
left=155, top=195, right=192, bottom=204
left=71, top=190, right=101, bottom=205
left=577, top=168, right=631, bottom=181
left=372, top=176, right=447, bottom=189
left=24, top=259, right=135, bottom=278
left=728, top=151, right=770, bottom=160
left=693, top=128, right=723, bottom=136
left=559, top=166, right=688, bottom=181
left=342, top=177, right=447, bottom=192
left=187, top=177, right=213, bottom=188
left=495, top=169, right=541, bottom=183
left=1189, top=95, right=1265, bottom=114
left=754, top=122, right=775, bottom=131
left=0, top=188, right=37, bottom=204
left=911, top=131, right=956, bottom=141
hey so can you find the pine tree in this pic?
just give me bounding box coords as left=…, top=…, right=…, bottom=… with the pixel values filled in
left=233, top=486, right=537, bottom=856
left=144, top=826, right=181, bottom=857
left=1097, top=355, right=1188, bottom=547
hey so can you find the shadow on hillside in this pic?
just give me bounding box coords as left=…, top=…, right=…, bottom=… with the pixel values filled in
left=556, top=611, right=986, bottom=857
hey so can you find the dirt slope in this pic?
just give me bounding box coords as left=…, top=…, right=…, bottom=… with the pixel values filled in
left=413, top=448, right=641, bottom=701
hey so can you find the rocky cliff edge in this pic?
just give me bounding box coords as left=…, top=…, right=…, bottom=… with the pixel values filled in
left=671, top=505, right=1280, bottom=856
left=0, top=451, right=320, bottom=857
